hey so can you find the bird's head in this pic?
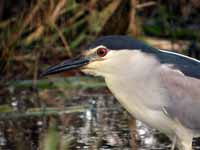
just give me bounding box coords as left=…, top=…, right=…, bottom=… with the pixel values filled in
left=42, top=36, right=158, bottom=78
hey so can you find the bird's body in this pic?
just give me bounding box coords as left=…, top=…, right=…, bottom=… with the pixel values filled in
left=43, top=35, right=200, bottom=150
left=103, top=50, right=197, bottom=149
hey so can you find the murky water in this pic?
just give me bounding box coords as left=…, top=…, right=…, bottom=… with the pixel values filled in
left=66, top=92, right=172, bottom=150
left=62, top=91, right=200, bottom=150
left=0, top=86, right=200, bottom=150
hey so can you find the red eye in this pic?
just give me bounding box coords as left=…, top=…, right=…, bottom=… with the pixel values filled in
left=97, top=47, right=108, bottom=57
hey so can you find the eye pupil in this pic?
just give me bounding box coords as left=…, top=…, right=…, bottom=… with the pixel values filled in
left=99, top=50, right=104, bottom=55
left=97, top=48, right=108, bottom=57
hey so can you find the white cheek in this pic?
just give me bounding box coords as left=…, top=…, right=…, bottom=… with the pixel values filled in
left=81, top=60, right=110, bottom=77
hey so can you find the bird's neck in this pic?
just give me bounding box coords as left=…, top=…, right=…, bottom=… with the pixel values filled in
left=104, top=61, right=167, bottom=117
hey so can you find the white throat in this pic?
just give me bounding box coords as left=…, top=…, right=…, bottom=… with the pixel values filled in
left=103, top=51, right=173, bottom=133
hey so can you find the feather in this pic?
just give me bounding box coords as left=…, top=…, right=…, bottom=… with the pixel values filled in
left=159, top=65, right=200, bottom=130
left=88, top=35, right=200, bottom=79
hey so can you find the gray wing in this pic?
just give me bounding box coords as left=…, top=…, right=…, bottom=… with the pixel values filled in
left=156, top=50, right=200, bottom=79
left=159, top=65, right=200, bottom=130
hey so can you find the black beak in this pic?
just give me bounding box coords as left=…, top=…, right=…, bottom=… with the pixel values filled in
left=42, top=56, right=89, bottom=76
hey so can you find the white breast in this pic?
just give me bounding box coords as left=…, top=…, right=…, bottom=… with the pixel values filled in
left=105, top=75, right=176, bottom=135
left=104, top=52, right=177, bottom=135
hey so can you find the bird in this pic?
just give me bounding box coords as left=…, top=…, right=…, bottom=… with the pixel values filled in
left=43, top=35, right=200, bottom=150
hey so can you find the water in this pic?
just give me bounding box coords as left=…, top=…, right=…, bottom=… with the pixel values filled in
left=0, top=87, right=199, bottom=149
left=62, top=91, right=200, bottom=150
left=62, top=92, right=171, bottom=150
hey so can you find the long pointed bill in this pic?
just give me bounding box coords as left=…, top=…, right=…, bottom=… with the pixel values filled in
left=42, top=56, right=89, bottom=76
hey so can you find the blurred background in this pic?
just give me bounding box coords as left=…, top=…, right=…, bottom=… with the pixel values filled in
left=0, top=0, right=200, bottom=149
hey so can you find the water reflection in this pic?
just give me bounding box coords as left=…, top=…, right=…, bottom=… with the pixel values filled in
left=0, top=132, right=7, bottom=146
left=66, top=93, right=172, bottom=150
left=0, top=88, right=199, bottom=149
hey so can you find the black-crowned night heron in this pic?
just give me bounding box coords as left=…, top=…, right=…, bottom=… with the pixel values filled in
left=43, top=35, right=200, bottom=150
